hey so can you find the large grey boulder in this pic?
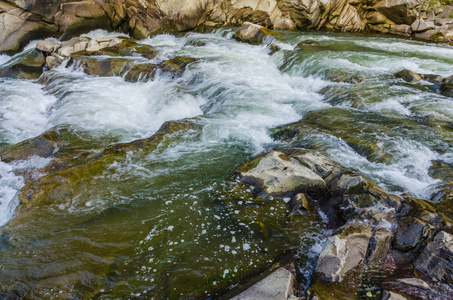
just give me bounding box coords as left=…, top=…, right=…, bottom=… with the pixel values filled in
left=375, top=0, right=421, bottom=24
left=231, top=267, right=295, bottom=300
left=241, top=151, right=328, bottom=198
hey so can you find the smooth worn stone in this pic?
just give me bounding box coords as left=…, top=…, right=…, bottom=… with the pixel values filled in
left=230, top=267, right=295, bottom=300
left=241, top=151, right=328, bottom=198
left=414, top=231, right=453, bottom=284
left=231, top=268, right=295, bottom=300
left=395, top=69, right=422, bottom=82
left=36, top=40, right=61, bottom=54
left=232, top=22, right=280, bottom=45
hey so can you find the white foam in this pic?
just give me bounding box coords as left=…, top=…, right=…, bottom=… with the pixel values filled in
left=0, top=80, right=57, bottom=144
left=81, top=29, right=129, bottom=40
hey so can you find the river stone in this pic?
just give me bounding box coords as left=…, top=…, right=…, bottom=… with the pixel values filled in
left=241, top=151, right=328, bottom=198
left=232, top=22, right=280, bottom=45
left=314, top=223, right=371, bottom=282
left=230, top=267, right=294, bottom=300
left=36, top=40, right=61, bottom=54
left=393, top=217, right=426, bottom=251
left=414, top=231, right=453, bottom=284
left=440, top=75, right=453, bottom=98
left=411, top=19, right=435, bottom=32
left=395, top=69, right=422, bottom=82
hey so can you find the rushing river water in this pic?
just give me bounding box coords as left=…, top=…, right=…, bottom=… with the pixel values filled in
left=0, top=29, right=452, bottom=298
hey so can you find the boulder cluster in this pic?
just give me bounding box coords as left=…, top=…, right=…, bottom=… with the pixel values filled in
left=227, top=150, right=453, bottom=299
left=1, top=0, right=452, bottom=55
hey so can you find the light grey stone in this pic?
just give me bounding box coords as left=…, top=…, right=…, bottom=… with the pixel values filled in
left=36, top=40, right=60, bottom=54
left=231, top=268, right=294, bottom=300
left=242, top=151, right=328, bottom=197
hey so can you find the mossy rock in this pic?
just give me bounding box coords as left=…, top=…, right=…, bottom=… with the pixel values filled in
left=0, top=49, right=45, bottom=79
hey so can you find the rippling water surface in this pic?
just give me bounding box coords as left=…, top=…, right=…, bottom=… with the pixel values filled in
left=0, top=29, right=452, bottom=298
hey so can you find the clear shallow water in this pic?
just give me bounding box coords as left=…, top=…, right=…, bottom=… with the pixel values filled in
left=0, top=29, right=452, bottom=298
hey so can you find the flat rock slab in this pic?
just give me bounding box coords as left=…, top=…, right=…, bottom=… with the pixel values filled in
left=231, top=267, right=294, bottom=300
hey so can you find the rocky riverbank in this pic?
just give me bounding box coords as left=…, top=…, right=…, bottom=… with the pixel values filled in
left=1, top=0, right=453, bottom=55
left=0, top=23, right=452, bottom=299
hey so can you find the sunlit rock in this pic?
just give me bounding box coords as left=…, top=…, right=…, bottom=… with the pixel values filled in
left=232, top=22, right=281, bottom=45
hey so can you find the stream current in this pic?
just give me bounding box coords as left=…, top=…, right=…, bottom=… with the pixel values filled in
left=0, top=29, right=452, bottom=298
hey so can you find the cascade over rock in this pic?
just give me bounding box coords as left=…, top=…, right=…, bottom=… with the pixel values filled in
left=1, top=0, right=453, bottom=54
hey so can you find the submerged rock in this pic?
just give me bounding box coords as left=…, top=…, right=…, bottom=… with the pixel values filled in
left=232, top=22, right=281, bottom=45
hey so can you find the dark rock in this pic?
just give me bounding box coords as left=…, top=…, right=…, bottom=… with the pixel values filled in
left=327, top=70, right=363, bottom=84
left=267, top=43, right=281, bottom=55
left=393, top=217, right=426, bottom=251
left=238, top=151, right=328, bottom=199
left=440, top=75, right=453, bottom=98
left=414, top=231, right=453, bottom=284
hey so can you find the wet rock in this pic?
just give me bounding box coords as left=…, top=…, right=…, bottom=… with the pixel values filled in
left=239, top=151, right=328, bottom=198
left=232, top=22, right=281, bottom=45
left=382, top=275, right=453, bottom=299
left=17, top=119, right=198, bottom=209
left=327, top=70, right=363, bottom=84
left=66, top=54, right=195, bottom=81
left=230, top=267, right=295, bottom=300
left=414, top=231, right=453, bottom=284
left=393, top=217, right=426, bottom=251
left=268, top=43, right=281, bottom=55
left=0, top=48, right=46, bottom=79
left=38, top=36, right=124, bottom=69
left=295, top=40, right=339, bottom=52
left=0, top=136, right=60, bottom=163
left=395, top=69, right=422, bottom=82
left=310, top=221, right=373, bottom=298
left=440, top=75, right=453, bottom=98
